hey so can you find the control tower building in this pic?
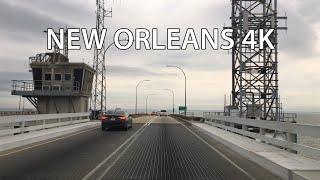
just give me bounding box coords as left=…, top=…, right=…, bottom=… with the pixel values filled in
left=12, top=52, right=95, bottom=114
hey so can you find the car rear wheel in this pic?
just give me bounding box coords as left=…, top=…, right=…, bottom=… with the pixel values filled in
left=124, top=124, right=128, bottom=131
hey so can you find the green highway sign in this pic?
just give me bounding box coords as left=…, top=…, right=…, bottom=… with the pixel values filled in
left=179, top=106, right=187, bottom=111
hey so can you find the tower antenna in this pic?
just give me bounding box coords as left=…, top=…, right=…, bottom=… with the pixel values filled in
left=92, top=0, right=112, bottom=118
left=228, top=0, right=287, bottom=121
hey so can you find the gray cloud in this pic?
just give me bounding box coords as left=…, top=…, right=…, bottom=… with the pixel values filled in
left=107, top=65, right=163, bottom=77
left=0, top=56, right=30, bottom=72
left=0, top=71, right=31, bottom=91
left=0, top=1, right=67, bottom=42
left=296, top=0, right=320, bottom=23
left=278, top=9, right=318, bottom=58
left=15, top=0, right=94, bottom=24
left=142, top=50, right=230, bottom=71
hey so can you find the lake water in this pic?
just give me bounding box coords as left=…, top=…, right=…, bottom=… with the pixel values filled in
left=295, top=112, right=320, bottom=149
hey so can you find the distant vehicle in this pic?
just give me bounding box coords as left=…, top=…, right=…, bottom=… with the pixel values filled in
left=151, top=111, right=157, bottom=116
left=159, top=110, right=168, bottom=116
left=99, top=109, right=133, bottom=130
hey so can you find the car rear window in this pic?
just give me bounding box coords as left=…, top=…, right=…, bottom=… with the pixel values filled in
left=106, top=110, right=125, bottom=115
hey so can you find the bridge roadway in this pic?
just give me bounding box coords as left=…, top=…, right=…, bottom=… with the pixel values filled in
left=0, top=116, right=280, bottom=180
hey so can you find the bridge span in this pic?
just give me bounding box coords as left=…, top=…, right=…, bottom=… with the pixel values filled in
left=0, top=116, right=279, bottom=180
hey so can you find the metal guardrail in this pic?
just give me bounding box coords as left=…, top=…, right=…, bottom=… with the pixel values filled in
left=0, top=113, right=90, bottom=137
left=204, top=112, right=228, bottom=116
left=0, top=111, right=38, bottom=116
left=279, top=112, right=297, bottom=122
left=204, top=112, right=298, bottom=122
left=179, top=112, right=195, bottom=117
left=173, top=111, right=204, bottom=121
left=203, top=113, right=320, bottom=160
left=179, top=112, right=194, bottom=119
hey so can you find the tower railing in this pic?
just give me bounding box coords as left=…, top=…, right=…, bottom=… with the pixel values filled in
left=12, top=80, right=81, bottom=92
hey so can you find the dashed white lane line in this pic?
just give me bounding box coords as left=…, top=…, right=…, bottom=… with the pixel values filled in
left=82, top=116, right=156, bottom=180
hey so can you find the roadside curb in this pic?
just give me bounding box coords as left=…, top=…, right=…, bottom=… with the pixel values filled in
left=190, top=121, right=320, bottom=180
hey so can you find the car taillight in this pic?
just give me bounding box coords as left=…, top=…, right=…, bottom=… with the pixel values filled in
left=100, top=116, right=108, bottom=122
left=119, top=116, right=127, bottom=121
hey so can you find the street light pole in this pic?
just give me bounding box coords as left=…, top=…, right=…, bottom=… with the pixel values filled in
left=103, top=39, right=129, bottom=57
left=102, top=39, right=129, bottom=104
left=135, top=80, right=150, bottom=114
left=164, top=89, right=174, bottom=114
left=146, top=94, right=156, bottom=114
left=166, top=65, right=187, bottom=115
left=91, top=39, right=129, bottom=118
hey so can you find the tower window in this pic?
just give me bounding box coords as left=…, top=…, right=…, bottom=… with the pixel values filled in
left=45, top=74, right=51, bottom=81
left=55, top=74, right=62, bottom=81
left=64, top=74, right=72, bottom=81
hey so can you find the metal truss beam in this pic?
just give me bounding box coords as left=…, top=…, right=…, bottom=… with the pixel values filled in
left=230, top=0, right=287, bottom=121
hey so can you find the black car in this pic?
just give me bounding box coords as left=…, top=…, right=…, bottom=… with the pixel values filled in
left=99, top=109, right=133, bottom=130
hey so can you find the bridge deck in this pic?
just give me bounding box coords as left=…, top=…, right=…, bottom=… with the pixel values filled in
left=101, top=117, right=249, bottom=179
left=0, top=116, right=279, bottom=180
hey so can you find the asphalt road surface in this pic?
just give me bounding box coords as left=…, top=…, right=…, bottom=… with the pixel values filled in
left=0, top=116, right=280, bottom=180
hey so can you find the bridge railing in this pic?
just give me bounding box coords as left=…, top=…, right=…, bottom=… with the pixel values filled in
left=179, top=112, right=195, bottom=117
left=203, top=113, right=320, bottom=160
left=0, top=111, right=38, bottom=117
left=0, top=113, right=90, bottom=137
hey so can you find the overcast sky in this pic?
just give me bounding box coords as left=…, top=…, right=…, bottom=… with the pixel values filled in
left=0, top=0, right=319, bottom=112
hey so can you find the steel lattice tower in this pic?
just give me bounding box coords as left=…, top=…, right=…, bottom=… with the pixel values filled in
left=229, top=0, right=287, bottom=121
left=92, top=0, right=111, bottom=115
